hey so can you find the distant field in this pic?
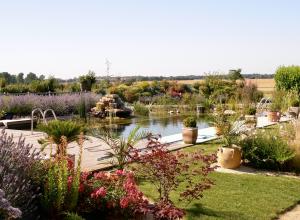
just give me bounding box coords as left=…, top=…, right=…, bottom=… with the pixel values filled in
left=173, top=78, right=275, bottom=94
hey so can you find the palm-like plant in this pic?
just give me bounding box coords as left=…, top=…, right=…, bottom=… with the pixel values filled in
left=38, top=120, right=84, bottom=155
left=92, top=126, right=150, bottom=169
left=210, top=105, right=243, bottom=147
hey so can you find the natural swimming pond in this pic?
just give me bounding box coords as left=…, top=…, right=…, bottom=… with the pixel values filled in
left=88, top=114, right=210, bottom=138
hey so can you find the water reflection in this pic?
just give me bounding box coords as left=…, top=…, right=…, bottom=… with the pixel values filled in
left=90, top=115, right=210, bottom=138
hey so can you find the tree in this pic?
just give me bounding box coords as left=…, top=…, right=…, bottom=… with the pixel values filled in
left=39, top=74, right=45, bottom=81
left=275, top=65, right=300, bottom=92
left=0, top=77, right=6, bottom=88
left=17, top=73, right=24, bottom=83
left=79, top=71, right=96, bottom=91
left=25, top=72, right=38, bottom=83
left=228, top=69, right=243, bottom=81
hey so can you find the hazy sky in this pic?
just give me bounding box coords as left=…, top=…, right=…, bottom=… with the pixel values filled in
left=1, top=0, right=300, bottom=79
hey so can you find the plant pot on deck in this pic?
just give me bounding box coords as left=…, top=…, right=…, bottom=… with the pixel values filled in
left=182, top=127, right=198, bottom=144
left=217, top=146, right=242, bottom=169
left=288, top=107, right=300, bottom=118
left=267, top=111, right=281, bottom=122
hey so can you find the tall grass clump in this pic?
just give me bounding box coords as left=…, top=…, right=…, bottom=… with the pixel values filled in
left=133, top=102, right=149, bottom=116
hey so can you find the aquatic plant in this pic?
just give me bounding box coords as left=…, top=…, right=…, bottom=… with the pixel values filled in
left=133, top=102, right=149, bottom=116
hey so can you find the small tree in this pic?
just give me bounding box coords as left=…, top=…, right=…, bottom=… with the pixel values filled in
left=79, top=71, right=96, bottom=92
left=131, top=135, right=217, bottom=219
left=228, top=69, right=243, bottom=81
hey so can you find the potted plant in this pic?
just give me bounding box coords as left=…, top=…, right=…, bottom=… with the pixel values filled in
left=211, top=105, right=227, bottom=136
left=182, top=116, right=198, bottom=144
left=267, top=91, right=283, bottom=122
left=216, top=114, right=242, bottom=169
left=268, top=102, right=281, bottom=122
left=288, top=99, right=300, bottom=118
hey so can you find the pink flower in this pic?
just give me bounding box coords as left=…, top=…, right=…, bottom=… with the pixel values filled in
left=67, top=176, right=73, bottom=190
left=120, top=197, right=129, bottom=208
left=79, top=183, right=84, bottom=193
left=115, top=169, right=125, bottom=175
left=91, top=187, right=107, bottom=199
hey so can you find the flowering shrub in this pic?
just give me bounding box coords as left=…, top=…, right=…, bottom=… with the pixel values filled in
left=0, top=93, right=100, bottom=116
left=0, top=130, right=43, bottom=219
left=131, top=135, right=217, bottom=219
left=0, top=189, right=22, bottom=219
left=240, top=129, right=295, bottom=170
left=77, top=169, right=149, bottom=218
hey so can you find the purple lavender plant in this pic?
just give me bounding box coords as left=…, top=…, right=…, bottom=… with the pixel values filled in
left=0, top=189, right=22, bottom=219
left=0, top=93, right=100, bottom=116
left=0, top=129, right=44, bottom=219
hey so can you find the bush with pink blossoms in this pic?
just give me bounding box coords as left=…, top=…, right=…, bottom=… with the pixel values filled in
left=77, top=169, right=149, bottom=219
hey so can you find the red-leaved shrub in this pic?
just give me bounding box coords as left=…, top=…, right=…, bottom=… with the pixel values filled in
left=131, top=135, right=217, bottom=219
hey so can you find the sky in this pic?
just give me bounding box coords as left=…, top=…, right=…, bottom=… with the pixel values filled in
left=1, top=0, right=300, bottom=79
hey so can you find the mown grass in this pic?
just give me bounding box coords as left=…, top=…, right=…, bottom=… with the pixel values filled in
left=138, top=141, right=300, bottom=220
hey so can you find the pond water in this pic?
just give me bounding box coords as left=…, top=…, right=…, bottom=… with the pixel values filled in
left=89, top=115, right=210, bottom=138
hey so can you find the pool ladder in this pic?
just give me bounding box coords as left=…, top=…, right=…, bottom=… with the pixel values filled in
left=31, top=108, right=57, bottom=134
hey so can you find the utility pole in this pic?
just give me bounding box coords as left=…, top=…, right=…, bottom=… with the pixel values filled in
left=105, top=58, right=111, bottom=81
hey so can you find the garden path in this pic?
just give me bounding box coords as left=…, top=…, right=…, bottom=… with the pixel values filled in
left=279, top=205, right=300, bottom=220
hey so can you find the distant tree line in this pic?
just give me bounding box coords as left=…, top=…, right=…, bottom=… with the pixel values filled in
left=0, top=69, right=273, bottom=95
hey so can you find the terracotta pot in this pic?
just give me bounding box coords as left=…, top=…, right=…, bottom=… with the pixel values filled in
left=217, top=146, right=242, bottom=169
left=182, top=127, right=198, bottom=144
left=267, top=111, right=281, bottom=122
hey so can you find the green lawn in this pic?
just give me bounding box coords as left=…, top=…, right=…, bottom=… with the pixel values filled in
left=138, top=141, right=300, bottom=220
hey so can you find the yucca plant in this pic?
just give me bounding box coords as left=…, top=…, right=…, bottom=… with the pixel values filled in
left=92, top=126, right=150, bottom=169
left=38, top=120, right=84, bottom=155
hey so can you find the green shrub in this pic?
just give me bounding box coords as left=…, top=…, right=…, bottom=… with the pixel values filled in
left=64, top=212, right=85, bottom=220
left=183, top=116, right=197, bottom=128
left=133, top=102, right=149, bottom=116
left=245, top=106, right=256, bottom=115
left=275, top=65, right=300, bottom=92
left=240, top=130, right=295, bottom=170
left=79, top=71, right=96, bottom=92
left=291, top=99, right=299, bottom=107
